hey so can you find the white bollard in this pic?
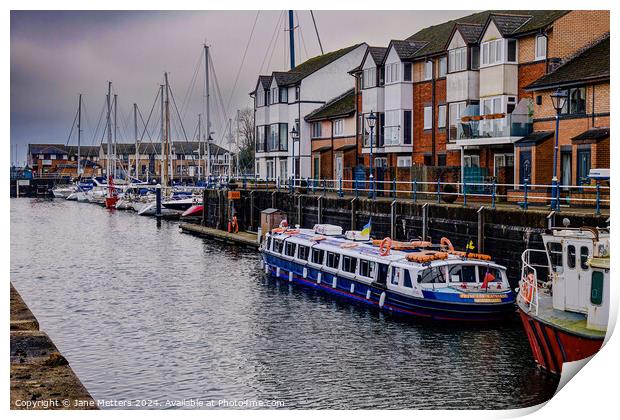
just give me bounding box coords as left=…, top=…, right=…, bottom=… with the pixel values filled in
left=379, top=292, right=386, bottom=308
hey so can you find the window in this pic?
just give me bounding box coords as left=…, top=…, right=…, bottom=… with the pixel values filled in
left=271, top=87, right=278, bottom=104
left=493, top=154, right=514, bottom=177
left=471, top=46, right=480, bottom=70
left=391, top=268, right=400, bottom=285
left=403, top=270, right=413, bottom=288
left=279, top=159, right=287, bottom=179
left=547, top=242, right=563, bottom=271
left=580, top=246, right=590, bottom=270
left=397, top=156, right=411, bottom=167
left=535, top=35, right=547, bottom=61
left=449, top=265, right=477, bottom=283
left=561, top=87, right=586, bottom=115
left=311, top=122, right=322, bottom=138
left=438, top=56, right=447, bottom=77
left=279, top=123, right=288, bottom=150
left=448, top=47, right=466, bottom=72
left=464, top=155, right=480, bottom=167
left=418, top=266, right=447, bottom=283
left=424, top=60, right=433, bottom=80
left=478, top=266, right=501, bottom=284
left=342, top=255, right=357, bottom=274
left=590, top=271, right=604, bottom=305
left=567, top=245, right=576, bottom=269
left=482, top=96, right=503, bottom=115
left=423, top=106, right=433, bottom=130
left=295, top=87, right=300, bottom=101
left=274, top=239, right=284, bottom=254
left=279, top=87, right=288, bottom=103
left=386, top=62, right=399, bottom=83
left=285, top=242, right=296, bottom=257
left=326, top=252, right=340, bottom=269
left=298, top=245, right=310, bottom=261
left=438, top=154, right=446, bottom=166
left=50, top=154, right=56, bottom=160
left=363, top=67, right=376, bottom=88
left=256, top=126, right=265, bottom=152
left=265, top=89, right=271, bottom=105
left=334, top=119, right=344, bottom=136
left=359, top=259, right=376, bottom=278
left=384, top=110, right=400, bottom=145
left=256, top=90, right=265, bottom=107
left=438, top=105, right=447, bottom=128
left=38, top=154, right=44, bottom=159
left=481, top=39, right=503, bottom=66
left=404, top=63, right=413, bottom=81
left=449, top=102, right=466, bottom=132
left=266, top=236, right=271, bottom=251
left=403, top=110, right=412, bottom=144
left=507, top=39, right=517, bottom=62
left=312, top=248, right=325, bottom=265
left=269, top=124, right=279, bottom=151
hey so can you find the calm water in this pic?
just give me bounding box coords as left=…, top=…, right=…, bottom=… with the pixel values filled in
left=10, top=198, right=559, bottom=409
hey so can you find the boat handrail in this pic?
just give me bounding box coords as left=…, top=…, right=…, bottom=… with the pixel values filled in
left=520, top=249, right=547, bottom=315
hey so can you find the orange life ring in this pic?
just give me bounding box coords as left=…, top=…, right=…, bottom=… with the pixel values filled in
left=410, top=240, right=432, bottom=248
left=440, top=237, right=454, bottom=252
left=311, top=235, right=326, bottom=242
left=406, top=251, right=448, bottom=263
left=231, top=215, right=239, bottom=234
left=341, top=242, right=359, bottom=249
left=379, top=237, right=392, bottom=256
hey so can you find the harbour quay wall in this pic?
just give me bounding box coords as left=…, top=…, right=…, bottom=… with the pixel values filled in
left=10, top=283, right=97, bottom=410
left=202, top=189, right=607, bottom=284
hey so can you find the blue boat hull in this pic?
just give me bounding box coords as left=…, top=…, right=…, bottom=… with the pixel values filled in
left=263, top=253, right=516, bottom=322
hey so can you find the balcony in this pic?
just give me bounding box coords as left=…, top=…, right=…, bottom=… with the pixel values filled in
left=455, top=113, right=532, bottom=140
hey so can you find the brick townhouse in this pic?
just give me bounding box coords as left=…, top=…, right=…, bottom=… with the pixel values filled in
left=27, top=144, right=101, bottom=177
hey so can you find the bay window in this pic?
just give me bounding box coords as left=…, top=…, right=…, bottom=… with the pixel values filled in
left=481, top=38, right=517, bottom=66
left=384, top=110, right=400, bottom=145
left=279, top=87, right=288, bottom=103
left=269, top=123, right=279, bottom=151
left=363, top=67, right=376, bottom=88
left=386, top=62, right=400, bottom=83
left=271, top=87, right=278, bottom=104
left=256, top=126, right=265, bottom=152
left=279, top=123, right=288, bottom=151
left=448, top=47, right=467, bottom=72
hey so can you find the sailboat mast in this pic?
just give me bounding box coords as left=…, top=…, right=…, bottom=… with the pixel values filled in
left=77, top=93, right=82, bottom=177
left=289, top=10, right=295, bottom=69
left=159, top=84, right=165, bottom=186
left=204, top=44, right=211, bottom=178
left=197, top=113, right=202, bottom=180
left=113, top=93, right=118, bottom=180
left=164, top=72, right=170, bottom=188
left=106, top=82, right=112, bottom=180
left=134, top=103, right=138, bottom=179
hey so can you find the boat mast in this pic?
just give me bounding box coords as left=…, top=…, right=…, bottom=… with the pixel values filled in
left=77, top=93, right=82, bottom=177
left=106, top=82, right=112, bottom=182
left=289, top=10, right=296, bottom=69
left=197, top=113, right=202, bottom=180
left=159, top=84, right=165, bottom=186
left=227, top=118, right=234, bottom=179
left=134, top=103, right=139, bottom=179
left=113, top=93, right=118, bottom=180
left=204, top=44, right=211, bottom=179
left=164, top=72, right=170, bottom=188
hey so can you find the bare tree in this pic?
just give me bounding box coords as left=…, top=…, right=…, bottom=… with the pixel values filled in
left=236, top=107, right=255, bottom=174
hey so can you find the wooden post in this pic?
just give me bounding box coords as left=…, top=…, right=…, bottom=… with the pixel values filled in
left=477, top=206, right=485, bottom=254
left=271, top=191, right=276, bottom=209
left=249, top=190, right=255, bottom=231
left=422, top=203, right=429, bottom=241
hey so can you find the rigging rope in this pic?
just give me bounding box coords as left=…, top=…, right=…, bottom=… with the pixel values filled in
left=259, top=10, right=284, bottom=75
left=310, top=10, right=324, bottom=55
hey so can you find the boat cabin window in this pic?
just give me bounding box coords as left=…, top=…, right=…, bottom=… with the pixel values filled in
left=580, top=246, right=589, bottom=270
left=285, top=242, right=296, bottom=257
left=477, top=266, right=501, bottom=283
left=403, top=270, right=413, bottom=288
left=312, top=248, right=325, bottom=265
left=326, top=252, right=341, bottom=269
left=567, top=245, right=576, bottom=269
left=342, top=255, right=357, bottom=274
left=546, top=242, right=563, bottom=271
left=266, top=237, right=272, bottom=250
left=377, top=263, right=389, bottom=285
left=390, top=268, right=400, bottom=285
left=274, top=239, right=284, bottom=254
left=298, top=245, right=310, bottom=261
left=590, top=271, right=604, bottom=305
left=418, top=266, right=448, bottom=284
left=359, top=259, right=376, bottom=279
left=448, top=264, right=477, bottom=283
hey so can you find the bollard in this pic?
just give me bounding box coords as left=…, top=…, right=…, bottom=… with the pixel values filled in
left=463, top=180, right=467, bottom=207
left=491, top=180, right=496, bottom=210
left=596, top=181, right=601, bottom=216
left=338, top=178, right=343, bottom=198
left=436, top=177, right=441, bottom=203
left=413, top=178, right=417, bottom=204
left=155, top=184, right=162, bottom=218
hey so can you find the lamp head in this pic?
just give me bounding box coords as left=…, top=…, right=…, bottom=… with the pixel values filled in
left=550, top=88, right=568, bottom=112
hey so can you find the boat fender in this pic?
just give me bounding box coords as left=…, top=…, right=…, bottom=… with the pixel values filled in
left=366, top=290, right=371, bottom=300
left=276, top=267, right=280, bottom=278
left=379, top=237, right=392, bottom=256
left=332, top=277, right=337, bottom=288
left=317, top=272, right=322, bottom=284
left=440, top=237, right=454, bottom=252
left=303, top=268, right=308, bottom=279
left=264, top=264, right=269, bottom=274
left=350, top=284, right=355, bottom=294
left=379, top=292, right=386, bottom=308
left=260, top=259, right=264, bottom=269
left=289, top=271, right=293, bottom=282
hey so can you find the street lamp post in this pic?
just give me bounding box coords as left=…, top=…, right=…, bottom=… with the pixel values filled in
left=366, top=111, right=377, bottom=199
left=290, top=125, right=299, bottom=187
left=550, top=88, right=568, bottom=211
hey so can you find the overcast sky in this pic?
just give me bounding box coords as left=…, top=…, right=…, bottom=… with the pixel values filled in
left=10, top=10, right=475, bottom=165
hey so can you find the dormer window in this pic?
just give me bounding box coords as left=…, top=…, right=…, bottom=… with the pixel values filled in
left=448, top=47, right=467, bottom=72
left=481, top=39, right=517, bottom=66
left=363, top=67, right=376, bottom=88
left=386, top=62, right=400, bottom=83
left=535, top=35, right=547, bottom=61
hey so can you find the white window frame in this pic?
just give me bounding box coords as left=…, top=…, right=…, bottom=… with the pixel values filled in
left=448, top=47, right=467, bottom=73
left=493, top=153, right=514, bottom=177
left=311, top=122, right=322, bottom=138
left=271, top=87, right=278, bottom=104
left=423, top=106, right=433, bottom=130
left=384, top=110, right=400, bottom=145
left=535, top=35, right=547, bottom=61
left=50, top=154, right=56, bottom=160
left=333, top=119, right=344, bottom=136
left=424, top=60, right=433, bottom=81
left=397, top=156, right=412, bottom=168
left=464, top=155, right=480, bottom=167
left=438, top=105, right=447, bottom=129
left=439, top=56, right=447, bottom=77
left=363, top=67, right=376, bottom=89
left=279, top=159, right=288, bottom=180
left=386, top=62, right=399, bottom=84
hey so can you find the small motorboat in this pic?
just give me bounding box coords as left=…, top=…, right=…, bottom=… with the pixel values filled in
left=181, top=204, right=204, bottom=218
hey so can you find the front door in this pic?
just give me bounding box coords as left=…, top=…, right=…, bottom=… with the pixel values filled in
left=519, top=149, right=532, bottom=187
left=561, top=151, right=572, bottom=191
left=335, top=155, right=343, bottom=180
left=577, top=149, right=591, bottom=186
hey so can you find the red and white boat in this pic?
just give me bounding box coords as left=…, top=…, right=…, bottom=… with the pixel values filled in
left=181, top=204, right=204, bottom=218
left=517, top=224, right=610, bottom=375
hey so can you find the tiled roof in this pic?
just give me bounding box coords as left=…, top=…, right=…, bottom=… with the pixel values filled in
left=406, top=10, right=568, bottom=58
left=250, top=75, right=273, bottom=94
left=514, top=130, right=554, bottom=146
left=572, top=127, right=610, bottom=142
left=386, top=40, right=428, bottom=62
left=65, top=145, right=100, bottom=156
left=101, top=141, right=228, bottom=155
left=526, top=35, right=610, bottom=90
left=489, top=13, right=532, bottom=36
left=305, top=88, right=356, bottom=122
left=368, top=47, right=388, bottom=64
left=28, top=144, right=69, bottom=155
left=454, top=23, right=484, bottom=44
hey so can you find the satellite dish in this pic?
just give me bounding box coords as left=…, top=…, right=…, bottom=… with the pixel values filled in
left=563, top=218, right=571, bottom=227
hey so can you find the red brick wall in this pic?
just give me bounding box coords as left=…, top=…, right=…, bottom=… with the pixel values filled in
left=412, top=78, right=447, bottom=166
left=518, top=62, right=546, bottom=101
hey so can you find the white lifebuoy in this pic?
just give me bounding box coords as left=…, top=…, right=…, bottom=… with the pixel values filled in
left=366, top=289, right=371, bottom=300
left=332, top=277, right=337, bottom=288
left=350, top=284, right=355, bottom=294
left=317, top=272, right=322, bottom=284
left=289, top=271, right=293, bottom=282
left=303, top=268, right=308, bottom=279
left=379, top=292, right=386, bottom=308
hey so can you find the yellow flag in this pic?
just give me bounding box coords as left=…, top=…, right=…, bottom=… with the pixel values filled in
left=466, top=240, right=475, bottom=251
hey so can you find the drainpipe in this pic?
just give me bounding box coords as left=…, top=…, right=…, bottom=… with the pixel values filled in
left=592, top=84, right=596, bottom=127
